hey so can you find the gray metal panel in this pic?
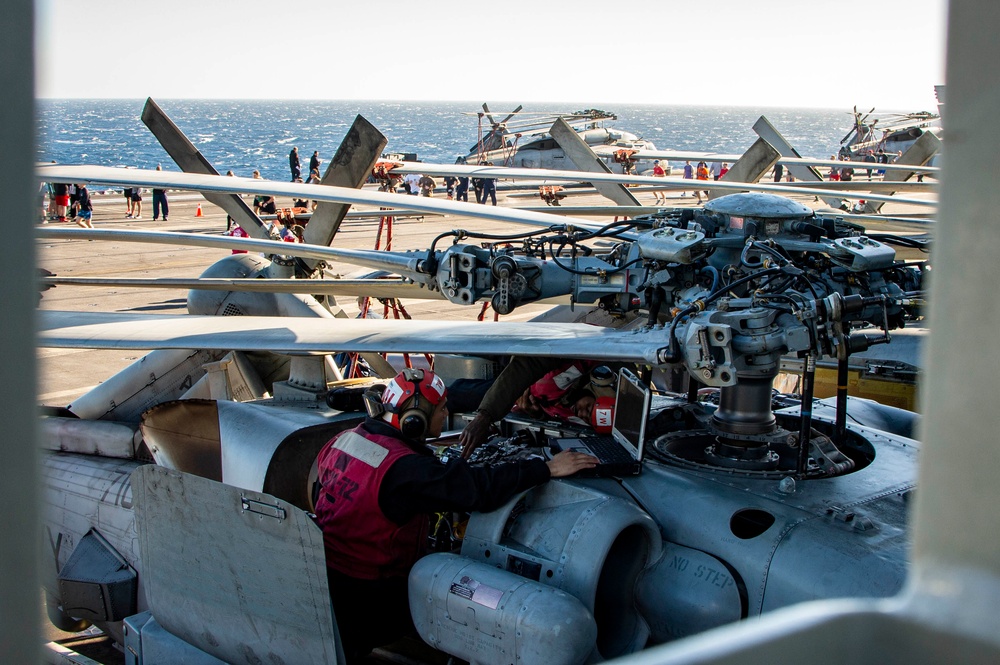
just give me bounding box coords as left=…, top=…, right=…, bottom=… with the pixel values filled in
left=40, top=418, right=140, bottom=459
left=462, top=481, right=661, bottom=659
left=40, top=453, right=145, bottom=622
left=132, top=465, right=342, bottom=665
left=636, top=543, right=743, bottom=642
left=67, top=348, right=224, bottom=421
left=138, top=615, right=227, bottom=664
left=141, top=98, right=267, bottom=239
left=709, top=138, right=780, bottom=200
left=37, top=311, right=670, bottom=365
left=549, top=118, right=642, bottom=206
left=217, top=400, right=332, bottom=493
left=623, top=422, right=916, bottom=618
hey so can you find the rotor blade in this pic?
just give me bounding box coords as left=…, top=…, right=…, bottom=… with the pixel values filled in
left=498, top=105, right=523, bottom=126
left=37, top=311, right=668, bottom=366
left=385, top=163, right=938, bottom=208
left=37, top=165, right=598, bottom=230
left=620, top=149, right=940, bottom=173
left=39, top=276, right=444, bottom=299
left=306, top=115, right=387, bottom=254
left=35, top=226, right=430, bottom=281
left=482, top=103, right=497, bottom=126
left=141, top=98, right=268, bottom=239
left=549, top=117, right=640, bottom=206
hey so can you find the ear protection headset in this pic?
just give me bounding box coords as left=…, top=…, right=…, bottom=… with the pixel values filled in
left=399, top=369, right=431, bottom=439
left=381, top=368, right=446, bottom=440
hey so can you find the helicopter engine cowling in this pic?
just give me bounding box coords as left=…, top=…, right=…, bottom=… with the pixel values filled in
left=460, top=481, right=661, bottom=660
left=187, top=254, right=279, bottom=317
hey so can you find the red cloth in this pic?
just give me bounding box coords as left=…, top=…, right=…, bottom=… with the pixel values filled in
left=225, top=225, right=249, bottom=253
left=315, top=425, right=428, bottom=580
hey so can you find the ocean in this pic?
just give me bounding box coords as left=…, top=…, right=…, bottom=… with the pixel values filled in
left=37, top=99, right=853, bottom=182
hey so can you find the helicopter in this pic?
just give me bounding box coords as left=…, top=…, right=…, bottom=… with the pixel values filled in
left=838, top=104, right=942, bottom=164
left=463, top=103, right=660, bottom=174
left=13, top=0, right=1000, bottom=662
left=34, top=96, right=933, bottom=663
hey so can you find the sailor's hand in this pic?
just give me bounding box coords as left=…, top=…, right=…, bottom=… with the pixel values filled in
left=459, top=410, right=495, bottom=459
left=514, top=389, right=543, bottom=418
left=546, top=450, right=599, bottom=478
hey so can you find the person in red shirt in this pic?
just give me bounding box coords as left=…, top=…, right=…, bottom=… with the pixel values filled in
left=652, top=159, right=667, bottom=204
left=315, top=369, right=596, bottom=662
left=224, top=222, right=249, bottom=253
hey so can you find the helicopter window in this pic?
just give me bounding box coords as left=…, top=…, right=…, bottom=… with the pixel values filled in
left=729, top=509, right=776, bottom=540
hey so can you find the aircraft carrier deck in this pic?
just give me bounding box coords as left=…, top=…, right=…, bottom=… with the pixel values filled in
left=35, top=180, right=934, bottom=663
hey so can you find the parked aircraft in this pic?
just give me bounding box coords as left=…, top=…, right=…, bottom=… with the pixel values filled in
left=37, top=112, right=927, bottom=663
left=464, top=103, right=660, bottom=173
left=839, top=106, right=942, bottom=161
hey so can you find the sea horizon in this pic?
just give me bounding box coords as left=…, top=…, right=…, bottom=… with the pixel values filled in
left=37, top=99, right=874, bottom=182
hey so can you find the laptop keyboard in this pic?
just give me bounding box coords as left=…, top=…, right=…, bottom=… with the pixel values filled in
left=586, top=435, right=634, bottom=463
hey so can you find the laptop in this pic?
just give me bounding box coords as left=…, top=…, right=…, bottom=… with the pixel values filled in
left=550, top=368, right=651, bottom=476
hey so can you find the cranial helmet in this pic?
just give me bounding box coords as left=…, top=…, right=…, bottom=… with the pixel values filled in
left=381, top=368, right=447, bottom=440
left=589, top=365, right=617, bottom=399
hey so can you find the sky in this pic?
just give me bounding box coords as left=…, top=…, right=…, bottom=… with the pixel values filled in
left=36, top=0, right=947, bottom=111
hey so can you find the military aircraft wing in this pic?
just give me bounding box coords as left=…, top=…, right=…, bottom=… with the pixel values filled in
left=37, top=311, right=668, bottom=365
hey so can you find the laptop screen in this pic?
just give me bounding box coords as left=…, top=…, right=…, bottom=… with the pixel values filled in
left=611, top=368, right=651, bottom=458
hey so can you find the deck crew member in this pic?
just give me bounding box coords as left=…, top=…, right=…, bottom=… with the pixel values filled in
left=459, top=358, right=620, bottom=458
left=479, top=162, right=497, bottom=205
left=315, top=368, right=596, bottom=663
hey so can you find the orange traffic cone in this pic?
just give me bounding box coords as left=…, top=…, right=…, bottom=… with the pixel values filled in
left=195, top=204, right=203, bottom=217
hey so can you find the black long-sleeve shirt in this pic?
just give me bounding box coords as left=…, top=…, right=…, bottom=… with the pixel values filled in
left=362, top=418, right=551, bottom=525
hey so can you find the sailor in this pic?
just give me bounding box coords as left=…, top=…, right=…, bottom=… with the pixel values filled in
left=459, top=358, right=621, bottom=458
left=289, top=146, right=301, bottom=181
left=480, top=162, right=497, bottom=205
left=315, top=368, right=596, bottom=662
left=455, top=175, right=470, bottom=202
